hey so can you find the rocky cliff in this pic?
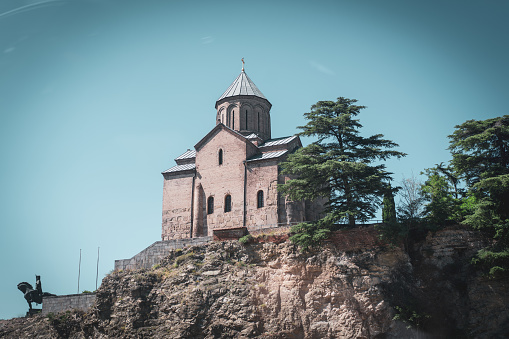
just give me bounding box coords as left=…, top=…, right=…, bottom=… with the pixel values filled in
left=1, top=226, right=508, bottom=338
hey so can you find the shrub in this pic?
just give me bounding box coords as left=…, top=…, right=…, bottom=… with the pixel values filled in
left=239, top=234, right=253, bottom=244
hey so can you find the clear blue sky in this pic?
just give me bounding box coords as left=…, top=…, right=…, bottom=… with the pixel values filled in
left=1, top=0, right=507, bottom=319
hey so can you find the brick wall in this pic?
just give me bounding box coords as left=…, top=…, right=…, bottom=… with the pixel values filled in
left=216, top=97, right=271, bottom=140
left=42, top=293, right=96, bottom=315
left=114, top=236, right=212, bottom=270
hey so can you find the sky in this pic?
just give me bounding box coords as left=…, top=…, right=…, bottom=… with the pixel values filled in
left=0, top=0, right=507, bottom=319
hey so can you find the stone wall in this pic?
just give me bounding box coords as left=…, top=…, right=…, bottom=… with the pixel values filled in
left=161, top=172, right=194, bottom=240
left=195, top=128, right=258, bottom=232
left=244, top=160, right=280, bottom=228
left=114, top=236, right=212, bottom=270
left=42, top=294, right=96, bottom=315
left=212, top=227, right=248, bottom=241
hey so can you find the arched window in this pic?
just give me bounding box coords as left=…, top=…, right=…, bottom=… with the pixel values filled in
left=224, top=195, right=232, bottom=212
left=257, top=190, right=264, bottom=208
left=207, top=196, right=214, bottom=214
left=218, top=149, right=223, bottom=165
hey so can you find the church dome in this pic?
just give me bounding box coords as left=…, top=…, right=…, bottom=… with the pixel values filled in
left=215, top=70, right=270, bottom=108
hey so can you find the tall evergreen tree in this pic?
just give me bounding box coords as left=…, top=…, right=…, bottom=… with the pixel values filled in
left=279, top=97, right=405, bottom=249
left=448, top=116, right=509, bottom=276
left=421, top=166, right=461, bottom=227
left=382, top=184, right=398, bottom=224
left=379, top=183, right=406, bottom=245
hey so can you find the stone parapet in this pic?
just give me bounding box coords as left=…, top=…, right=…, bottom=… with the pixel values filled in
left=213, top=227, right=248, bottom=241
left=114, top=236, right=212, bottom=270
left=42, top=293, right=96, bottom=315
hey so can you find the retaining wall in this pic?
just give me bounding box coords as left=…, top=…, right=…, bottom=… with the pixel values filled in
left=114, top=236, right=212, bottom=270
left=213, top=227, right=248, bottom=241
left=42, top=293, right=96, bottom=315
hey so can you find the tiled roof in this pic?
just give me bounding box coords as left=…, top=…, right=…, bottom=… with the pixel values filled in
left=259, top=135, right=298, bottom=148
left=217, top=71, right=267, bottom=101
left=247, top=150, right=288, bottom=162
left=175, top=149, right=196, bottom=160
left=162, top=164, right=196, bottom=174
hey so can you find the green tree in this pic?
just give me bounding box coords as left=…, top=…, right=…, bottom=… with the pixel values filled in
left=448, top=116, right=509, bottom=276
left=382, top=183, right=398, bottom=224
left=279, top=97, right=405, bottom=249
left=379, top=183, right=406, bottom=245
left=421, top=166, right=461, bottom=227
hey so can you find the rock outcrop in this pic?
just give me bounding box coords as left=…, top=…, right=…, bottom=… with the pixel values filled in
left=1, top=226, right=508, bottom=338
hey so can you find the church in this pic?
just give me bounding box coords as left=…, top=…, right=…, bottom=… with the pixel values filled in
left=161, top=64, right=324, bottom=240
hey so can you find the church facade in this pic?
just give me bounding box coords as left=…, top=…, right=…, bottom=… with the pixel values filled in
left=161, top=67, right=324, bottom=240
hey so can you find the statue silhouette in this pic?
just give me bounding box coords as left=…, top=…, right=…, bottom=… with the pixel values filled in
left=17, top=275, right=55, bottom=310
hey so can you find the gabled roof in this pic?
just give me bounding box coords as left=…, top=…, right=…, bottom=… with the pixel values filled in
left=194, top=123, right=256, bottom=151
left=217, top=71, right=267, bottom=102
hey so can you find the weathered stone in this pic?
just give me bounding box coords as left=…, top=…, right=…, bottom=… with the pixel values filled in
left=2, top=228, right=508, bottom=338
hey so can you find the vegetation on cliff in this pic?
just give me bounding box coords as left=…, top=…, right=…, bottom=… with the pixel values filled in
left=279, top=97, right=405, bottom=249
left=2, top=229, right=508, bottom=338
left=280, top=100, right=508, bottom=277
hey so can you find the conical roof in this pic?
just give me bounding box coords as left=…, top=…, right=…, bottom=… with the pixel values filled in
left=217, top=71, right=267, bottom=102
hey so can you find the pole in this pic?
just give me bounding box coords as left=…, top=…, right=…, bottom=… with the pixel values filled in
left=77, top=249, right=81, bottom=294
left=96, top=247, right=100, bottom=290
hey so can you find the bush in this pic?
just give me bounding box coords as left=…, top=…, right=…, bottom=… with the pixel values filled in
left=239, top=234, right=253, bottom=244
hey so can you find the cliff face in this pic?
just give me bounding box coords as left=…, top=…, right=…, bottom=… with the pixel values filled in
left=1, top=226, right=508, bottom=338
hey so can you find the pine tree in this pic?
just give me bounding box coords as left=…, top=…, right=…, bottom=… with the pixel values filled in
left=448, top=116, right=509, bottom=276
left=279, top=97, right=405, bottom=249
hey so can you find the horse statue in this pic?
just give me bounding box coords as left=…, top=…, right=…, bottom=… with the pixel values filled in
left=17, top=275, right=55, bottom=310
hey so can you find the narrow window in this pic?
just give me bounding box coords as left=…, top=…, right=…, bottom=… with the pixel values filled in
left=257, top=112, right=260, bottom=131
left=207, top=196, right=214, bottom=214
left=245, top=110, right=248, bottom=130
left=218, top=149, right=223, bottom=165
left=224, top=195, right=232, bottom=212
left=257, top=190, right=264, bottom=208
left=232, top=111, right=235, bottom=129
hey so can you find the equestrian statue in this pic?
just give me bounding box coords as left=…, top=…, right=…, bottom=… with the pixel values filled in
left=17, top=275, right=55, bottom=311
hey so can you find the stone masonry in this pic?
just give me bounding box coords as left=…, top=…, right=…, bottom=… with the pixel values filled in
left=42, top=294, right=96, bottom=315
left=161, top=68, right=325, bottom=241
left=115, top=236, right=212, bottom=270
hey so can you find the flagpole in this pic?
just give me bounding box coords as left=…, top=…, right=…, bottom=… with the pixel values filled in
left=96, top=247, right=100, bottom=290
left=77, top=249, right=82, bottom=294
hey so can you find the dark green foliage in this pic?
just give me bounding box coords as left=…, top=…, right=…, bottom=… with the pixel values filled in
left=448, top=116, right=509, bottom=276
left=238, top=234, right=253, bottom=244
left=280, top=97, right=405, bottom=249
left=382, top=184, right=398, bottom=224
left=378, top=184, right=407, bottom=245
left=289, top=216, right=336, bottom=250
left=421, top=166, right=461, bottom=228
left=392, top=305, right=431, bottom=330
